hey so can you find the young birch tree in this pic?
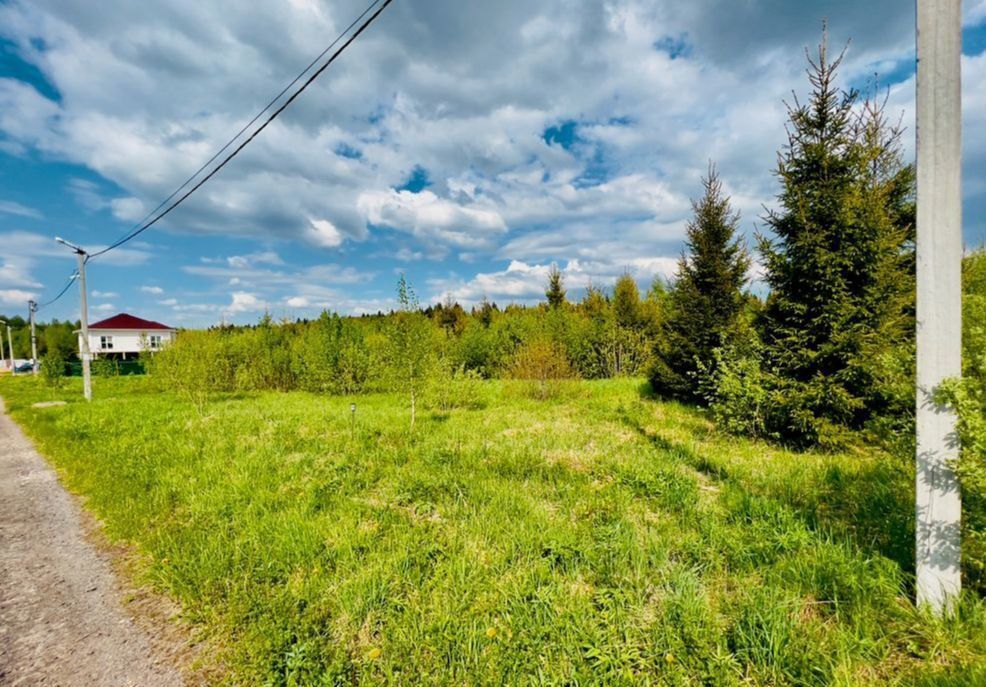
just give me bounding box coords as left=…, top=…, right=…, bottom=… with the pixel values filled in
left=388, top=275, right=434, bottom=431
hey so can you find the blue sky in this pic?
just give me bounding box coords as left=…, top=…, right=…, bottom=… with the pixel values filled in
left=1, top=0, right=985, bottom=326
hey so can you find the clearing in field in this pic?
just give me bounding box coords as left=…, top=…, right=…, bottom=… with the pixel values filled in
left=0, top=375, right=983, bottom=686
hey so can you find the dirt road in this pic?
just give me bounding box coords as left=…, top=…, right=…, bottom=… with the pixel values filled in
left=0, top=399, right=183, bottom=686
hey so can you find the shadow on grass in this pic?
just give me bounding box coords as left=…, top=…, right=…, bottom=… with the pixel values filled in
left=635, top=379, right=658, bottom=400
left=619, top=402, right=915, bottom=577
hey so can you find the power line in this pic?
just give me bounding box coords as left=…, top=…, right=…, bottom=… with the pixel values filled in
left=88, top=0, right=395, bottom=261
left=36, top=271, right=79, bottom=310
left=115, top=0, right=386, bottom=242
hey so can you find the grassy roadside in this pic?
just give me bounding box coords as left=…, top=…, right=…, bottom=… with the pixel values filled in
left=1, top=375, right=983, bottom=686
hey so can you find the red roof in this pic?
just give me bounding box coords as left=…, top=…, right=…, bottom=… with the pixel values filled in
left=88, top=313, right=174, bottom=331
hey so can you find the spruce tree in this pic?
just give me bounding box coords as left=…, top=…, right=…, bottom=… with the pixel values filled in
left=650, top=164, right=749, bottom=401
left=758, top=35, right=915, bottom=444
left=613, top=273, right=642, bottom=330
left=545, top=264, right=566, bottom=309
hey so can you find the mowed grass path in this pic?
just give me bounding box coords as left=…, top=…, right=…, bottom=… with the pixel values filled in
left=1, top=376, right=983, bottom=686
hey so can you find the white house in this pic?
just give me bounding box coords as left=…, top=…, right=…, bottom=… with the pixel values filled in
left=78, top=313, right=175, bottom=359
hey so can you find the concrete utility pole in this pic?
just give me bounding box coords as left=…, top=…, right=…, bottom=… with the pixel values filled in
left=55, top=237, right=92, bottom=402
left=6, top=323, right=14, bottom=376
left=915, top=0, right=963, bottom=614
left=0, top=320, right=11, bottom=374
left=28, top=300, right=38, bottom=375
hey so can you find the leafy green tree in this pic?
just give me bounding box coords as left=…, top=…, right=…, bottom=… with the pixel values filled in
left=650, top=164, right=749, bottom=401
left=387, top=275, right=434, bottom=430
left=545, top=264, right=566, bottom=309
left=474, top=296, right=497, bottom=328
left=757, top=36, right=915, bottom=445
left=43, top=321, right=78, bottom=360
left=433, top=295, right=468, bottom=335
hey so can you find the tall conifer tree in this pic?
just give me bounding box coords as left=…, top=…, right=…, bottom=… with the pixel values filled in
left=545, top=264, right=567, bottom=309
left=650, top=164, right=749, bottom=400
left=758, top=33, right=915, bottom=444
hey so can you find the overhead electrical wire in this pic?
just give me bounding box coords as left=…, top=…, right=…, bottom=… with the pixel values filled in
left=35, top=271, right=79, bottom=310
left=86, top=0, right=395, bottom=261
left=108, top=0, right=387, bottom=247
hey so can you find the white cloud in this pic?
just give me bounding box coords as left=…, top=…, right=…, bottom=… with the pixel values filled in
left=394, top=247, right=425, bottom=262
left=305, top=219, right=344, bottom=248
left=91, top=289, right=118, bottom=298
left=110, top=196, right=145, bottom=221
left=228, top=291, right=263, bottom=313
left=91, top=302, right=116, bottom=312
left=139, top=285, right=164, bottom=294
left=226, top=251, right=284, bottom=269
left=0, top=231, right=151, bottom=302
left=285, top=295, right=310, bottom=308
left=358, top=189, right=507, bottom=250
left=0, top=199, right=42, bottom=219
left=428, top=256, right=678, bottom=306
left=0, top=288, right=36, bottom=305
left=966, top=1, right=986, bottom=24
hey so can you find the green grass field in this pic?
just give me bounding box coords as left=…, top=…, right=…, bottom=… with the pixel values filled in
left=1, top=375, right=984, bottom=686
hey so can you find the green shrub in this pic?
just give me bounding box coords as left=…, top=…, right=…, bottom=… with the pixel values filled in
left=701, top=341, right=769, bottom=439
left=336, top=336, right=374, bottom=394
left=424, top=360, right=485, bottom=413
left=91, top=356, right=119, bottom=377
left=232, top=316, right=294, bottom=391
left=507, top=337, right=575, bottom=399
left=700, top=335, right=854, bottom=450
left=40, top=350, right=66, bottom=388
left=146, top=329, right=239, bottom=409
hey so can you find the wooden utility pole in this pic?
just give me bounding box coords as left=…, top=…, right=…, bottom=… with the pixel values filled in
left=915, top=0, right=963, bottom=614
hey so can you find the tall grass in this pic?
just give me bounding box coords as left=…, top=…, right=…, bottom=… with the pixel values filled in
left=1, top=375, right=983, bottom=685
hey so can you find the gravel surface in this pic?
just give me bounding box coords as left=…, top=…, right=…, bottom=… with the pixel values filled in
left=0, top=398, right=184, bottom=686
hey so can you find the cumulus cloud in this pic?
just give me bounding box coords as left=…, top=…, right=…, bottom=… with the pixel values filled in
left=0, top=0, right=983, bottom=324
left=140, top=285, right=164, bottom=294
left=228, top=291, right=263, bottom=313
left=305, top=219, right=344, bottom=248
left=0, top=0, right=838, bottom=260
left=358, top=189, right=506, bottom=249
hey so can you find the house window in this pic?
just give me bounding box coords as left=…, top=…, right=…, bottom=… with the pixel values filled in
left=100, top=335, right=113, bottom=350
left=149, top=335, right=162, bottom=349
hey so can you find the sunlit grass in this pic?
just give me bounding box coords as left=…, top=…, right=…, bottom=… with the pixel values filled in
left=1, top=375, right=983, bottom=686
